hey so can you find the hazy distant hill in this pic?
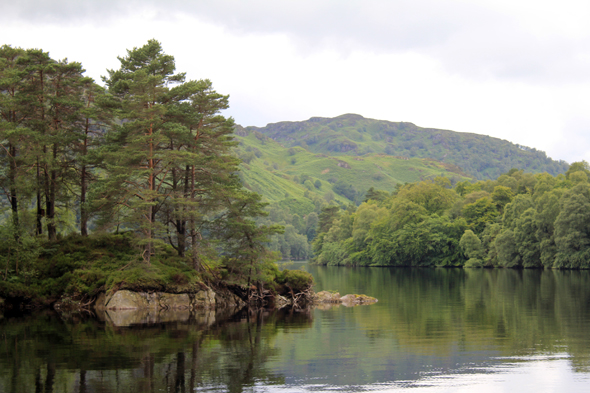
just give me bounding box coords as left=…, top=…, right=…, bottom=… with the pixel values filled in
left=243, top=114, right=569, bottom=180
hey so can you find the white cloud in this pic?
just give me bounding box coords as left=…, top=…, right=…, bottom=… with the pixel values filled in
left=1, top=0, right=589, bottom=163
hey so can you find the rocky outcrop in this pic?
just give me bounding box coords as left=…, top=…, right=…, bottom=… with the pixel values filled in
left=314, top=291, right=342, bottom=303
left=314, top=291, right=378, bottom=307
left=339, top=294, right=378, bottom=305
left=96, top=288, right=217, bottom=311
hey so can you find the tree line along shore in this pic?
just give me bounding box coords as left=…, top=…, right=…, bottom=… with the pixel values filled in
left=312, top=164, right=590, bottom=269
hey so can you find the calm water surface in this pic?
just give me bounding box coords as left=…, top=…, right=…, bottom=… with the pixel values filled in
left=2, top=266, right=590, bottom=392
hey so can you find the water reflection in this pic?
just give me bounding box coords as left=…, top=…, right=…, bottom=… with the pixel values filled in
left=0, top=308, right=312, bottom=393
left=2, top=268, right=590, bottom=392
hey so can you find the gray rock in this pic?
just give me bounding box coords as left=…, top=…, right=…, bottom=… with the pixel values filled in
left=193, top=288, right=216, bottom=308
left=98, top=287, right=219, bottom=311
left=314, top=291, right=378, bottom=307
left=106, top=290, right=149, bottom=310
left=340, top=294, right=378, bottom=306
left=158, top=293, right=190, bottom=309
left=314, top=291, right=341, bottom=303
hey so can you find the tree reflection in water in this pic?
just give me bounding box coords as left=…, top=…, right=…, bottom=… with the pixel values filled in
left=2, top=269, right=590, bottom=392
left=0, top=307, right=312, bottom=393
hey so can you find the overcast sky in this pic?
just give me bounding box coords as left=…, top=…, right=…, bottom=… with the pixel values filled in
left=2, top=0, right=589, bottom=164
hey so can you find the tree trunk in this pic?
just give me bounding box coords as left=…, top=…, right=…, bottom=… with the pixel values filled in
left=80, top=163, right=88, bottom=236
left=8, top=143, right=19, bottom=236
left=174, top=164, right=191, bottom=258
left=36, top=159, right=43, bottom=236
left=190, top=164, right=200, bottom=270
left=44, top=144, right=57, bottom=242
left=144, top=122, right=154, bottom=264
left=176, top=219, right=185, bottom=257
left=80, top=116, right=90, bottom=236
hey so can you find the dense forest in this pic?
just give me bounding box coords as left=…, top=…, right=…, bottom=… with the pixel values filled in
left=313, top=163, right=590, bottom=269
left=0, top=40, right=312, bottom=304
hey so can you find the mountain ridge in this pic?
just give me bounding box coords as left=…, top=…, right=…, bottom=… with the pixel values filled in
left=232, top=114, right=569, bottom=261
left=241, top=113, right=568, bottom=180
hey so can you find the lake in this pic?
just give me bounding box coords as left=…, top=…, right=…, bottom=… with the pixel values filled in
left=2, top=265, right=590, bottom=392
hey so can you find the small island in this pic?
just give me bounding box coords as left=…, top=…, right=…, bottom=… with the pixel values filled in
left=0, top=41, right=314, bottom=313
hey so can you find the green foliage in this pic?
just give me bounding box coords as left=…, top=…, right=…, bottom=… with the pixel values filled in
left=277, top=269, right=313, bottom=294
left=495, top=229, right=521, bottom=268
left=0, top=232, right=204, bottom=303
left=553, top=184, right=590, bottom=268
left=0, top=222, right=41, bottom=282
left=312, top=163, right=590, bottom=269
left=514, top=208, right=541, bottom=268
left=215, top=190, right=283, bottom=287
left=460, top=230, right=484, bottom=266
left=0, top=42, right=289, bottom=304
left=333, top=180, right=358, bottom=201
left=462, top=197, right=499, bottom=234
left=491, top=185, right=514, bottom=212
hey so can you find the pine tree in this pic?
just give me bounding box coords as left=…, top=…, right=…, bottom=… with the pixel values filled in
left=77, top=82, right=111, bottom=236
left=162, top=79, right=238, bottom=266
left=22, top=48, right=55, bottom=236
left=40, top=59, right=93, bottom=240
left=0, top=45, right=29, bottom=235
left=102, top=40, right=205, bottom=263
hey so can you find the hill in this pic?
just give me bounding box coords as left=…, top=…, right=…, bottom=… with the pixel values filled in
left=243, top=114, right=568, bottom=180
left=232, top=114, right=569, bottom=261
left=234, top=125, right=472, bottom=213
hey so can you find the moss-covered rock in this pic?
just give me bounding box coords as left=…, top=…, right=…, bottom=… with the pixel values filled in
left=314, top=291, right=341, bottom=303
left=314, top=291, right=378, bottom=307
left=340, top=294, right=378, bottom=305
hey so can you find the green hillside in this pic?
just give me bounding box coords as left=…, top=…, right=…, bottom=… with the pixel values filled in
left=233, top=114, right=569, bottom=261
left=244, top=114, right=569, bottom=180
left=233, top=125, right=474, bottom=260
left=234, top=126, right=472, bottom=213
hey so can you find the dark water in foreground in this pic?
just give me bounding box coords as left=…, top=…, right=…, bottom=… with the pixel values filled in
left=2, top=266, right=590, bottom=392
